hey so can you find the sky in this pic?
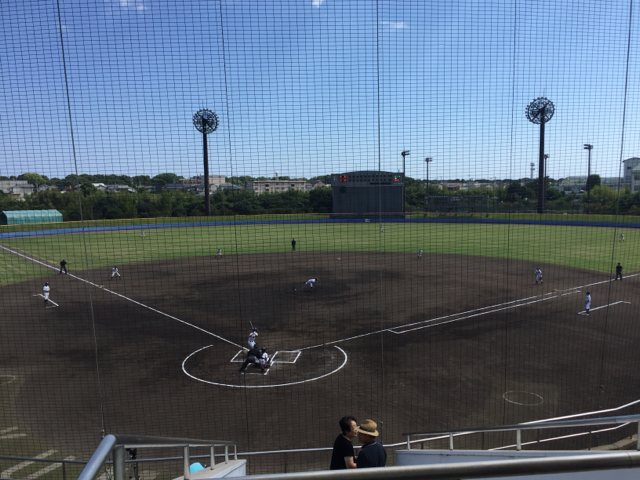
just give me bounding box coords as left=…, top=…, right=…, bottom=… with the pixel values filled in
left=1, top=0, right=639, bottom=181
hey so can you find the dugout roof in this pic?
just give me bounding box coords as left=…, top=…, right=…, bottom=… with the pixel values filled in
left=0, top=209, right=63, bottom=225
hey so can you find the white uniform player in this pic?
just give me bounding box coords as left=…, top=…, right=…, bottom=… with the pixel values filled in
left=620, top=233, right=625, bottom=241
left=248, top=329, right=258, bottom=349
left=216, top=249, right=223, bottom=259
left=303, top=278, right=317, bottom=289
left=111, top=266, right=121, bottom=280
left=417, top=249, right=423, bottom=259
left=43, top=282, right=50, bottom=306
left=258, top=348, right=271, bottom=371
left=585, top=292, right=591, bottom=315
left=535, top=268, right=543, bottom=285
left=141, top=230, right=145, bottom=238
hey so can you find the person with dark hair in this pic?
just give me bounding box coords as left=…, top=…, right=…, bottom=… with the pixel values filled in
left=330, top=416, right=357, bottom=470
left=42, top=282, right=50, bottom=306
left=355, top=419, right=386, bottom=468
left=59, top=259, right=68, bottom=275
left=291, top=238, right=296, bottom=251
left=616, top=263, right=623, bottom=281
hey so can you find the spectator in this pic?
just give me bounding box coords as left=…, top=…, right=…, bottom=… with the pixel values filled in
left=355, top=419, right=386, bottom=468
left=330, top=416, right=357, bottom=470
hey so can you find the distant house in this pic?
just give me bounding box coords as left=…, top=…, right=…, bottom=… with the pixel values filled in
left=106, top=185, right=136, bottom=193
left=248, top=174, right=311, bottom=194
left=0, top=180, right=35, bottom=200
left=218, top=183, right=243, bottom=192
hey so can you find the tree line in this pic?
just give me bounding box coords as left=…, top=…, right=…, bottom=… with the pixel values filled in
left=2, top=173, right=640, bottom=221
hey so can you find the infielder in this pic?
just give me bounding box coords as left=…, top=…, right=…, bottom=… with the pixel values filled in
left=43, top=282, right=50, bottom=306
left=110, top=266, right=121, bottom=280
left=417, top=249, right=423, bottom=259
left=248, top=329, right=259, bottom=349
left=535, top=268, right=543, bottom=285
left=585, top=291, right=591, bottom=315
left=216, top=249, right=223, bottom=259
left=303, top=278, right=317, bottom=290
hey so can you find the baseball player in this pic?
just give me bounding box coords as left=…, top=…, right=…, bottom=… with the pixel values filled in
left=216, top=249, right=223, bottom=259
left=239, top=346, right=262, bottom=373
left=620, top=233, right=625, bottom=242
left=258, top=347, right=271, bottom=372
left=303, top=278, right=317, bottom=290
left=535, top=268, right=543, bottom=285
left=616, top=263, right=623, bottom=281
left=59, top=259, right=68, bottom=275
left=291, top=238, right=296, bottom=251
left=110, top=266, right=121, bottom=280
left=141, top=230, right=145, bottom=238
left=585, top=291, right=591, bottom=315
left=43, top=282, right=50, bottom=306
left=248, top=329, right=259, bottom=349
left=417, top=249, right=423, bottom=259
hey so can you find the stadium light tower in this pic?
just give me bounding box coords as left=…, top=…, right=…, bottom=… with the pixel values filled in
left=526, top=97, right=555, bottom=214
left=425, top=157, right=433, bottom=194
left=193, top=109, right=219, bottom=216
left=584, top=144, right=593, bottom=210
left=401, top=151, right=410, bottom=214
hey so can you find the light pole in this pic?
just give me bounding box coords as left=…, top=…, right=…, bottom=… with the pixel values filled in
left=401, top=151, right=410, bottom=214
left=526, top=97, right=555, bottom=214
left=584, top=144, right=593, bottom=212
left=193, top=109, right=219, bottom=216
left=425, top=157, right=433, bottom=193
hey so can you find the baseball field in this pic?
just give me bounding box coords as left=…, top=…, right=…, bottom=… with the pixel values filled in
left=1, top=218, right=640, bottom=477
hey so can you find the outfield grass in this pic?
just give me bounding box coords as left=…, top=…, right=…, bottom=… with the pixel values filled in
left=1, top=221, right=639, bottom=287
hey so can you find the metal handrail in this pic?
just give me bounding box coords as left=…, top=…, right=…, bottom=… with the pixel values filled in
left=77, top=434, right=237, bottom=480
left=403, top=414, right=640, bottom=451
left=236, top=452, right=640, bottom=480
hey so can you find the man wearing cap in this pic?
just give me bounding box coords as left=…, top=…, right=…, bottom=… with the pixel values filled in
left=355, top=419, right=386, bottom=468
left=329, top=416, right=357, bottom=470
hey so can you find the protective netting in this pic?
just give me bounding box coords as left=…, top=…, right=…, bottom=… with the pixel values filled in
left=2, top=0, right=640, bottom=477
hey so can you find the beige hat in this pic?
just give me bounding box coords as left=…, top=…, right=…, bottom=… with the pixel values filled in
left=356, top=419, right=379, bottom=437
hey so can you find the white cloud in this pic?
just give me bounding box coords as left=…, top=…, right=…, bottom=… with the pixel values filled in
left=117, top=0, right=147, bottom=11
left=382, top=21, right=408, bottom=30
left=312, top=0, right=326, bottom=7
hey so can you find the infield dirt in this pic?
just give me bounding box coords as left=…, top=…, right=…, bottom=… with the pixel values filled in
left=1, top=251, right=638, bottom=473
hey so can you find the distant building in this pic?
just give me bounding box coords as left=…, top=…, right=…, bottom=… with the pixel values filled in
left=248, top=174, right=311, bottom=194
left=0, top=180, right=35, bottom=200
left=556, top=177, right=587, bottom=195
left=179, top=175, right=226, bottom=187
left=218, top=183, right=243, bottom=191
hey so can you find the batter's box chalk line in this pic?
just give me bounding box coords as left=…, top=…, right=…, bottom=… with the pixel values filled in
left=230, top=350, right=301, bottom=364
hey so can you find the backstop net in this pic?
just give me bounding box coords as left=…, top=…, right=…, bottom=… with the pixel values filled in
left=1, top=1, right=640, bottom=477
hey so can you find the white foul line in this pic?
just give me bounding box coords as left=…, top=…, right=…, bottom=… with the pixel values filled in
left=578, top=301, right=631, bottom=315
left=0, top=244, right=243, bottom=350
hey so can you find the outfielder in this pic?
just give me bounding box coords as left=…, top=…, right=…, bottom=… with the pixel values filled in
left=216, top=249, right=223, bottom=259
left=585, top=291, right=591, bottom=315
left=43, top=282, right=50, bottom=306
left=111, top=266, right=121, bottom=280
left=303, top=278, right=317, bottom=290
left=535, top=268, right=543, bottom=285
left=620, top=233, right=625, bottom=242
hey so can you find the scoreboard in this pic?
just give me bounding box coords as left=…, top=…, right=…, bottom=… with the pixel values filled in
left=330, top=171, right=404, bottom=215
